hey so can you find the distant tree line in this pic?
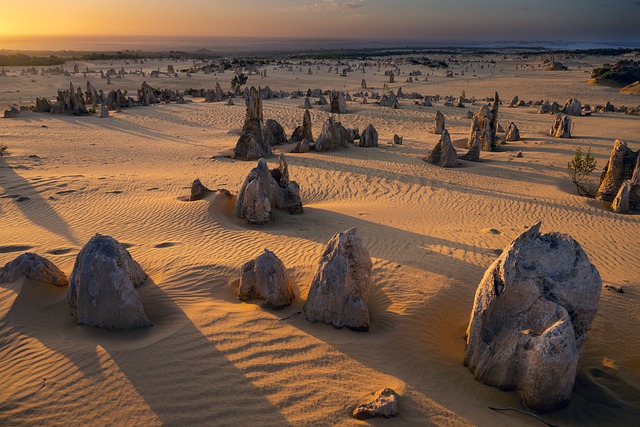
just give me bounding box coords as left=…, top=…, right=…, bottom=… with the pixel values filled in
left=0, top=53, right=65, bottom=66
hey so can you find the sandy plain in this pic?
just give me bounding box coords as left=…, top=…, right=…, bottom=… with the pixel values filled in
left=1, top=53, right=639, bottom=426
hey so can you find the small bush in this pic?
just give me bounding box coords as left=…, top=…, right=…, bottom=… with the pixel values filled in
left=567, top=147, right=597, bottom=197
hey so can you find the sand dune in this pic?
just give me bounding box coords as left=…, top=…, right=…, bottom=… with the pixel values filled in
left=1, top=55, right=640, bottom=426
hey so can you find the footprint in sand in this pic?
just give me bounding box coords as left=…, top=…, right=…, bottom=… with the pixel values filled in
left=0, top=244, right=34, bottom=254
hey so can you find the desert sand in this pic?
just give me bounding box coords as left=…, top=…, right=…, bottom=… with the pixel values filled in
left=1, top=53, right=639, bottom=426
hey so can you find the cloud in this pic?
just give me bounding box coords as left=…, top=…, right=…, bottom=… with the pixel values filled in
left=274, top=0, right=365, bottom=13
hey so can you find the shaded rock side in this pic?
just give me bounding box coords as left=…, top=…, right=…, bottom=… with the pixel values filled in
left=358, top=124, right=378, bottom=147
left=425, top=129, right=458, bottom=167
left=562, top=98, right=582, bottom=116
left=264, top=119, right=287, bottom=146
left=189, top=178, right=213, bottom=201
left=0, top=253, right=69, bottom=286
left=68, top=234, right=152, bottom=330
left=330, top=91, right=347, bottom=114
left=549, top=114, right=572, bottom=138
left=303, top=227, right=373, bottom=331
left=238, top=249, right=294, bottom=309
left=289, top=109, right=313, bottom=143
left=505, top=122, right=520, bottom=141
left=465, top=222, right=601, bottom=413
left=467, top=105, right=496, bottom=151
left=433, top=110, right=445, bottom=134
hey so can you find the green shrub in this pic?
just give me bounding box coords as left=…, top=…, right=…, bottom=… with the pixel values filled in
left=567, top=147, right=597, bottom=197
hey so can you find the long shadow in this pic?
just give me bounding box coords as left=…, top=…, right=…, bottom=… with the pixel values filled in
left=0, top=156, right=78, bottom=245
left=0, top=277, right=290, bottom=425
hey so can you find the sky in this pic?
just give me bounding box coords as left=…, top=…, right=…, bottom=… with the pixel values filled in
left=1, top=0, right=639, bottom=44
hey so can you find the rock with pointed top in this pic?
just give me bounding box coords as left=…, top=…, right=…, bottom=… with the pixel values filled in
left=549, top=114, right=572, bottom=138
left=68, top=234, right=152, bottom=330
left=290, top=109, right=314, bottom=143
left=361, top=79, right=367, bottom=89
left=467, top=105, right=496, bottom=151
left=238, top=249, right=294, bottom=309
left=330, top=91, right=347, bottom=114
left=314, top=117, right=351, bottom=151
left=388, top=72, right=395, bottom=83
left=233, top=86, right=271, bottom=160
left=189, top=178, right=213, bottom=201
left=0, top=253, right=68, bottom=286
left=465, top=222, right=601, bottom=413
left=304, top=227, right=373, bottom=331
left=358, top=124, right=378, bottom=148
left=304, top=97, right=312, bottom=109
left=393, top=134, right=403, bottom=145
left=425, top=129, right=458, bottom=167
left=508, top=96, right=519, bottom=107
left=433, top=110, right=445, bottom=134
left=505, top=122, right=520, bottom=141
left=611, top=180, right=632, bottom=214
left=236, top=154, right=303, bottom=224
left=264, top=119, right=287, bottom=147
left=379, top=91, right=398, bottom=108
left=562, top=98, right=582, bottom=116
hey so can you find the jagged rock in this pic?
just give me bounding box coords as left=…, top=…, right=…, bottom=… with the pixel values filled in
left=304, top=97, right=312, bottom=109
left=425, top=129, right=458, bottom=167
left=509, top=96, right=519, bottom=107
left=358, top=124, right=378, bottom=148
left=238, top=249, right=294, bottom=309
left=361, top=79, right=367, bottom=89
left=303, top=227, right=372, bottom=331
left=317, top=94, right=328, bottom=105
left=227, top=97, right=234, bottom=106
left=465, top=222, right=601, bottom=413
left=68, top=234, right=152, bottom=330
left=379, top=91, right=398, bottom=108
left=466, top=110, right=474, bottom=119
left=456, top=97, right=465, bottom=108
left=604, top=101, right=616, bottom=112
left=0, top=253, right=68, bottom=286
left=34, top=97, right=52, bottom=112
left=460, top=126, right=482, bottom=162
left=330, top=91, right=347, bottom=114
left=4, top=105, right=20, bottom=118
left=99, top=104, right=109, bottom=118
left=189, top=178, right=213, bottom=201
left=291, top=139, right=310, bottom=153
left=596, top=140, right=640, bottom=206
left=176, top=94, right=185, bottom=104
left=264, top=119, right=287, bottom=146
left=505, top=122, right=520, bottom=141
left=233, top=86, right=271, bottom=160
left=550, top=101, right=561, bottom=114
left=562, top=98, right=582, bottom=116
left=393, top=134, right=403, bottom=145
left=466, top=105, right=496, bottom=151
left=314, top=117, right=351, bottom=151
left=433, top=110, right=445, bottom=134
left=290, top=109, right=314, bottom=143
left=138, top=81, right=160, bottom=105
left=611, top=180, right=632, bottom=214
left=353, top=388, right=398, bottom=420
left=236, top=154, right=303, bottom=224
left=549, top=114, right=572, bottom=138
left=538, top=101, right=551, bottom=114
left=86, top=81, right=100, bottom=105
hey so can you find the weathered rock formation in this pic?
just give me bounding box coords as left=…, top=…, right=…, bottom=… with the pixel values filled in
left=189, top=178, right=213, bottom=201
left=358, top=124, right=378, bottom=148
left=508, top=96, right=519, bottom=107
left=233, top=86, right=271, bottom=160
left=596, top=140, right=640, bottom=213
left=291, top=139, right=310, bottom=153
left=238, top=249, right=294, bottom=309
left=235, top=154, right=303, bottom=224
left=379, top=91, right=398, bottom=109
left=353, top=388, right=398, bottom=420
left=465, top=222, right=601, bottom=413
left=314, top=117, right=352, bottom=151
left=99, top=104, right=109, bottom=118
left=303, top=227, right=372, bottom=331
left=549, top=114, right=572, bottom=138
left=0, top=253, right=68, bottom=286
left=505, top=122, right=520, bottom=141
left=289, top=109, right=314, bottom=143
left=467, top=105, right=497, bottom=151
left=304, top=97, right=312, bottom=109
left=264, top=119, right=287, bottom=146
left=425, top=129, right=458, bottom=167
left=68, top=234, right=152, bottom=330
left=562, top=98, right=582, bottom=116
left=330, top=91, right=347, bottom=114
left=433, top=110, right=445, bottom=134
left=393, top=134, right=403, bottom=145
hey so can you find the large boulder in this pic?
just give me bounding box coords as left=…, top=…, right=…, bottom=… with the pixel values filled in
left=562, top=98, right=582, bottom=116
left=433, top=110, right=445, bottom=134
left=358, top=124, right=378, bottom=148
left=465, top=222, right=601, bottom=413
left=314, top=117, right=351, bottom=151
left=330, top=91, right=347, bottom=114
left=549, top=114, right=572, bottom=138
left=379, top=91, right=398, bottom=109
left=505, top=122, right=520, bottom=141
left=236, top=154, right=303, bottom=224
left=68, top=234, right=152, bottom=330
left=264, top=119, right=287, bottom=146
left=425, top=129, right=458, bottom=167
left=0, top=253, right=68, bottom=286
left=596, top=140, right=640, bottom=207
left=289, top=109, right=313, bottom=143
left=238, top=249, right=294, bottom=309
left=303, top=227, right=372, bottom=331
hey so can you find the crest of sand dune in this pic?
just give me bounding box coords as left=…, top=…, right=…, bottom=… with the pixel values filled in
left=1, top=54, right=640, bottom=426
